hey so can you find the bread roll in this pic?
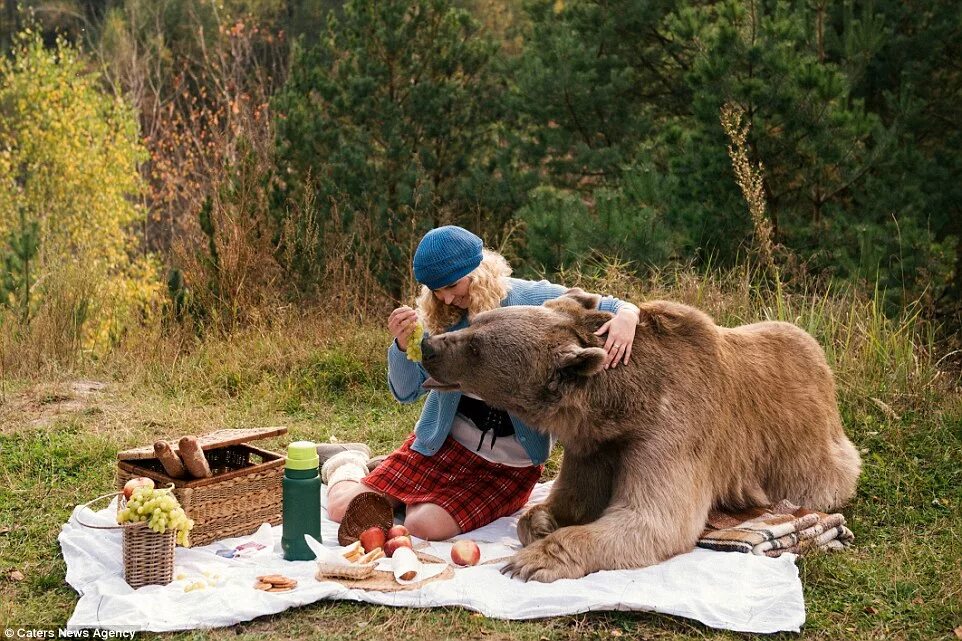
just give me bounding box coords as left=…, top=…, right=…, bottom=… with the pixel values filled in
left=178, top=436, right=212, bottom=478
left=153, top=440, right=188, bottom=479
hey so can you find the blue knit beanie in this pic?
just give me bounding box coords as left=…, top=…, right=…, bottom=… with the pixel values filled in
left=413, top=226, right=484, bottom=290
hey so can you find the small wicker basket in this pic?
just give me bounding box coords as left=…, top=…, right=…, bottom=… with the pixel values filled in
left=75, top=491, right=176, bottom=589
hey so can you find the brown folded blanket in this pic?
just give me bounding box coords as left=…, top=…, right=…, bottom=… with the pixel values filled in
left=697, top=499, right=854, bottom=557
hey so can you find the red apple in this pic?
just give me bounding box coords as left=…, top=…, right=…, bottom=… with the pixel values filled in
left=386, top=524, right=409, bottom=539
left=359, top=526, right=386, bottom=553
left=383, top=535, right=413, bottom=558
left=450, top=539, right=480, bottom=567
left=123, top=477, right=154, bottom=500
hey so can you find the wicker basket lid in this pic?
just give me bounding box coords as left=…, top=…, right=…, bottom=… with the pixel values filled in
left=117, top=427, right=289, bottom=461
left=337, top=492, right=394, bottom=546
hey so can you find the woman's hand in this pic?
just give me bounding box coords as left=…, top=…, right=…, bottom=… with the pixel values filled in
left=595, top=306, right=640, bottom=369
left=389, top=306, right=419, bottom=351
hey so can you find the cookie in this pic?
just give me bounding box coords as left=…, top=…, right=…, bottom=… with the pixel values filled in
left=270, top=581, right=297, bottom=588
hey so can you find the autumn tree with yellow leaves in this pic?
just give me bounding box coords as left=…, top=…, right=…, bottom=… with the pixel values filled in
left=0, top=30, right=161, bottom=352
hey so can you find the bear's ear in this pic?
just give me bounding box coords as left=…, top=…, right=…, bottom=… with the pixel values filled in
left=545, top=288, right=602, bottom=314
left=563, top=288, right=602, bottom=310
left=638, top=301, right=702, bottom=335
left=554, top=345, right=607, bottom=378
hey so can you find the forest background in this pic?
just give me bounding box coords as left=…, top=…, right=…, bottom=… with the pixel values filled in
left=0, top=1, right=960, bottom=639
left=0, top=0, right=960, bottom=345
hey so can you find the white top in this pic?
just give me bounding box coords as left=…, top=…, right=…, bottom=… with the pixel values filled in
left=449, top=395, right=532, bottom=467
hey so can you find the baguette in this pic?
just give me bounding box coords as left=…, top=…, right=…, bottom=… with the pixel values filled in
left=153, top=440, right=188, bottom=479
left=178, top=436, right=212, bottom=478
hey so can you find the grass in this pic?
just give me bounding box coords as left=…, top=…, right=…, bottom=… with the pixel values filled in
left=1, top=267, right=960, bottom=640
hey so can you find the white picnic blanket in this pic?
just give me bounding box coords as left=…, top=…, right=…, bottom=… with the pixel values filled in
left=60, top=482, right=805, bottom=633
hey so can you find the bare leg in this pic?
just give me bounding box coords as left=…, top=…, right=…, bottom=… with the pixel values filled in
left=326, top=480, right=400, bottom=523
left=328, top=482, right=459, bottom=540
left=405, top=503, right=461, bottom=541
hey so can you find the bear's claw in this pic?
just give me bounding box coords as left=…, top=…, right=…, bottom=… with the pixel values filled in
left=517, top=504, right=559, bottom=546
left=500, top=537, right=586, bottom=583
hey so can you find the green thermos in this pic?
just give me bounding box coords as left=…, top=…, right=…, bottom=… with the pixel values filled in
left=281, top=441, right=321, bottom=561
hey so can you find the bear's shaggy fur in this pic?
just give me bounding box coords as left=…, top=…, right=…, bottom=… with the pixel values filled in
left=420, top=290, right=861, bottom=582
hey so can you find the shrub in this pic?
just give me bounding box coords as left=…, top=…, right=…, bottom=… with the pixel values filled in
left=0, top=30, right=161, bottom=360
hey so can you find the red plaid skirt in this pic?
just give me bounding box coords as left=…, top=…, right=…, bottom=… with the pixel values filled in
left=362, top=433, right=543, bottom=533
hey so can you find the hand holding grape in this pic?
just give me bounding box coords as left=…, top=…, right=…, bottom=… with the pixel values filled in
left=388, top=306, right=419, bottom=351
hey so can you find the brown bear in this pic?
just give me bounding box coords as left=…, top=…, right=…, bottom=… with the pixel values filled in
left=420, top=289, right=861, bottom=582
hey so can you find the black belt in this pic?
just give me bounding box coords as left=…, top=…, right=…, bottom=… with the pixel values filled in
left=456, top=395, right=516, bottom=451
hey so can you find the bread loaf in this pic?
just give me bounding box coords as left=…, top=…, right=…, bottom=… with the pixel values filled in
left=153, top=440, right=188, bottom=479
left=178, top=436, right=212, bottom=478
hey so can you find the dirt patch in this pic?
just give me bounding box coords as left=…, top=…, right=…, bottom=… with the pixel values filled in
left=0, top=380, right=108, bottom=433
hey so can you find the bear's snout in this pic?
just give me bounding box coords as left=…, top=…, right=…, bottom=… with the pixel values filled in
left=420, top=335, right=438, bottom=363
left=420, top=334, right=468, bottom=392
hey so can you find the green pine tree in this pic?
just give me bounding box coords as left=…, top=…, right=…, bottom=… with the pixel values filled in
left=273, top=0, right=503, bottom=294
left=1, top=203, right=39, bottom=323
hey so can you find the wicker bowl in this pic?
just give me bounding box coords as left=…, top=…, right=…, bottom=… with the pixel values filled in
left=337, top=492, right=394, bottom=546
left=315, top=562, right=377, bottom=581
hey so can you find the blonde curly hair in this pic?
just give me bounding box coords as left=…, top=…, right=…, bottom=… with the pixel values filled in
left=417, top=249, right=513, bottom=335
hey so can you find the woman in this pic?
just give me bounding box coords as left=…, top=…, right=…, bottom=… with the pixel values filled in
left=325, top=226, right=639, bottom=540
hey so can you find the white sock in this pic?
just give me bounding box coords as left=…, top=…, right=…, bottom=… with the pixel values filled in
left=328, top=463, right=367, bottom=487
left=321, top=450, right=369, bottom=484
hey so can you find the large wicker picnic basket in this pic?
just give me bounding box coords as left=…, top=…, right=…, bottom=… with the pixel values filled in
left=116, top=427, right=287, bottom=547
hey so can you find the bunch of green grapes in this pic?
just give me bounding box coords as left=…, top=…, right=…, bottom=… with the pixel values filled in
left=118, top=487, right=195, bottom=547
left=407, top=320, right=425, bottom=362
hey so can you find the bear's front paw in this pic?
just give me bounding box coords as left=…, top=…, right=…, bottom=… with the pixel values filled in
left=516, top=504, right=558, bottom=546
left=501, top=536, right=586, bottom=583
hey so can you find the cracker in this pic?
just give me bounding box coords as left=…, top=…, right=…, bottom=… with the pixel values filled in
left=358, top=548, right=384, bottom=564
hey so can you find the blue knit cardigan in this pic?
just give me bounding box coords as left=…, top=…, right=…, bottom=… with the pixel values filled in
left=386, top=277, right=627, bottom=465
